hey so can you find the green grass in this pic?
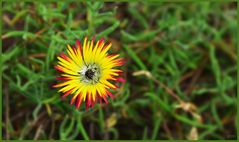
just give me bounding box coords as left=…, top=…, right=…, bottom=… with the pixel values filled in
left=2, top=1, right=237, bottom=140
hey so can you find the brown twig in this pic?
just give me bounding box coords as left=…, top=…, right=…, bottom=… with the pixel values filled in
left=29, top=53, right=46, bottom=59
left=19, top=111, right=47, bottom=139
left=3, top=14, right=12, bottom=27
left=179, top=70, right=195, bottom=84
left=28, top=28, right=47, bottom=43
left=132, top=70, right=202, bottom=123
left=163, top=121, right=173, bottom=139
left=34, top=124, right=43, bottom=140
left=49, top=118, right=55, bottom=139
left=89, top=122, right=95, bottom=139
left=153, top=77, right=183, bottom=103
left=132, top=70, right=183, bottom=103
left=184, top=55, right=208, bottom=96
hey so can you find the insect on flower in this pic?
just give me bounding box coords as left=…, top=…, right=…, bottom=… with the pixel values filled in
left=54, top=37, right=125, bottom=110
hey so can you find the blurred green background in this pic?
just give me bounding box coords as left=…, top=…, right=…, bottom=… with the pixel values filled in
left=2, top=1, right=237, bottom=140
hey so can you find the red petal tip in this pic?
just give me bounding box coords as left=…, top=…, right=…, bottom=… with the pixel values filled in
left=117, top=77, right=126, bottom=83
left=70, top=98, right=75, bottom=105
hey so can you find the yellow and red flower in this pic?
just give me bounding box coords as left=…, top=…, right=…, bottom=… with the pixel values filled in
left=54, top=37, right=124, bottom=109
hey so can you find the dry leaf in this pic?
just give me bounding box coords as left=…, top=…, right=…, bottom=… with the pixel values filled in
left=105, top=113, right=117, bottom=129
left=132, top=70, right=152, bottom=78
left=176, top=102, right=202, bottom=123
left=187, top=127, right=198, bottom=140
left=175, top=102, right=197, bottom=112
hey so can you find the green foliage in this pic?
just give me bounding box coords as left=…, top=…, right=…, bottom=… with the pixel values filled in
left=2, top=1, right=237, bottom=140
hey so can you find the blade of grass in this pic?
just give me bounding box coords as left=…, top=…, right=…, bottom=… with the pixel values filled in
left=124, top=45, right=147, bottom=70
left=96, top=20, right=120, bottom=38
left=77, top=116, right=89, bottom=140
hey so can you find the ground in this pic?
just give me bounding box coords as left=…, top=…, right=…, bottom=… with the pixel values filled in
left=2, top=1, right=237, bottom=140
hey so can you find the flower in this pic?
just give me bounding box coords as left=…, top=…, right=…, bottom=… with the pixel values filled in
left=54, top=37, right=125, bottom=109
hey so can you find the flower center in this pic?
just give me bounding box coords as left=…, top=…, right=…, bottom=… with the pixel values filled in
left=85, top=69, right=95, bottom=80
left=78, top=63, right=101, bottom=84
